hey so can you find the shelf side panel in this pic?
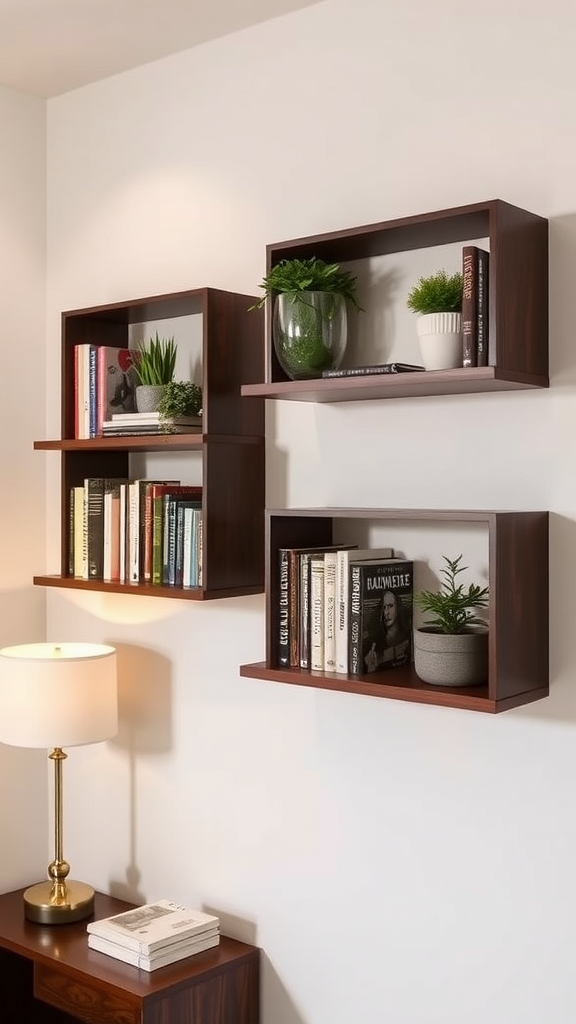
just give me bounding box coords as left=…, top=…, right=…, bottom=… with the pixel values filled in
left=202, top=442, right=265, bottom=594
left=491, top=512, right=549, bottom=702
left=204, top=290, right=264, bottom=438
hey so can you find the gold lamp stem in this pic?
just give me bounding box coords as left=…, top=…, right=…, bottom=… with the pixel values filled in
left=23, top=746, right=95, bottom=924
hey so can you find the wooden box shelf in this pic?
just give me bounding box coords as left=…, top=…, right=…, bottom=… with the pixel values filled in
left=239, top=508, right=549, bottom=714
left=34, top=287, right=266, bottom=600
left=241, top=199, right=549, bottom=402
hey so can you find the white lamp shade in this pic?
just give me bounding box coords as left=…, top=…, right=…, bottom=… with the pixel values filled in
left=0, top=643, right=118, bottom=748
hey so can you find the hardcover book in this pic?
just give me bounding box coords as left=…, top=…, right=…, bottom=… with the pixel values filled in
left=87, top=899, right=220, bottom=955
left=476, top=248, right=489, bottom=366
left=322, top=363, right=424, bottom=378
left=462, top=246, right=479, bottom=368
left=84, top=477, right=105, bottom=579
left=96, top=346, right=138, bottom=436
left=335, top=546, right=393, bottom=675
left=87, top=930, right=220, bottom=971
left=348, top=558, right=413, bottom=676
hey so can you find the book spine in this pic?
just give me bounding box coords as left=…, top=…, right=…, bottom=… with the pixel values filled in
left=96, top=346, right=106, bottom=437
left=102, top=489, right=113, bottom=581
left=299, top=554, right=312, bottom=669
left=119, top=482, right=127, bottom=582
left=462, top=246, right=479, bottom=368
left=196, top=513, right=203, bottom=587
left=152, top=494, right=164, bottom=584
left=278, top=548, right=290, bottom=667
left=335, top=549, right=350, bottom=674
left=288, top=550, right=300, bottom=667
left=323, top=550, right=338, bottom=671
left=477, top=249, right=489, bottom=366
left=128, top=481, right=140, bottom=583
left=89, top=345, right=97, bottom=438
left=309, top=556, right=325, bottom=671
left=72, top=486, right=86, bottom=578
left=182, top=506, right=194, bottom=586
left=74, top=345, right=80, bottom=439
left=349, top=563, right=362, bottom=675
left=85, top=477, right=105, bottom=579
left=68, top=488, right=75, bottom=577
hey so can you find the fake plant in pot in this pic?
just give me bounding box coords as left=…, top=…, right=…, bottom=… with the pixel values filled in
left=413, top=554, right=489, bottom=687
left=250, top=257, right=362, bottom=380
left=406, top=269, right=463, bottom=371
left=133, top=333, right=177, bottom=412
left=157, top=380, right=203, bottom=432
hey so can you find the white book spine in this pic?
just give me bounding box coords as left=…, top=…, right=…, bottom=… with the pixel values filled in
left=310, top=556, right=325, bottom=671
left=323, top=550, right=338, bottom=671
left=335, top=547, right=394, bottom=674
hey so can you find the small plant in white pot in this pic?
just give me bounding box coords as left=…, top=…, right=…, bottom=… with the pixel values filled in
left=406, top=269, right=463, bottom=370
left=413, top=554, right=489, bottom=687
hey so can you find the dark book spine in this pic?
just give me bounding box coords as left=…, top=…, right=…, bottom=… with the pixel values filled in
left=288, top=550, right=300, bottom=667
left=299, top=554, right=313, bottom=669
left=349, top=563, right=362, bottom=676
left=462, top=246, right=479, bottom=368
left=85, top=477, right=105, bottom=579
left=477, top=249, right=489, bottom=366
left=152, top=496, right=164, bottom=584
left=278, top=549, right=290, bottom=667
left=68, top=487, right=75, bottom=577
left=163, top=495, right=177, bottom=584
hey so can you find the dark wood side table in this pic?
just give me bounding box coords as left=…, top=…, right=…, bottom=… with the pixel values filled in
left=0, top=888, right=260, bottom=1023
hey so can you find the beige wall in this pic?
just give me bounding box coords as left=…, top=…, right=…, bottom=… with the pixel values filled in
left=0, top=83, right=48, bottom=889
left=43, top=1, right=576, bottom=1021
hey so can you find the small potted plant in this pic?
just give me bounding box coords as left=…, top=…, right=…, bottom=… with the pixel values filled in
left=406, top=269, right=463, bottom=371
left=157, top=381, right=203, bottom=431
left=133, top=333, right=177, bottom=412
left=250, top=257, right=362, bottom=381
left=413, top=554, right=489, bottom=687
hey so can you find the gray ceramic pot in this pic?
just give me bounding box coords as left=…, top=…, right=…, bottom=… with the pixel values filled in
left=135, top=384, right=165, bottom=413
left=414, top=626, right=488, bottom=687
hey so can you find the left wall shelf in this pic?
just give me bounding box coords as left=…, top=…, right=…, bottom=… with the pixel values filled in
left=34, top=287, right=266, bottom=600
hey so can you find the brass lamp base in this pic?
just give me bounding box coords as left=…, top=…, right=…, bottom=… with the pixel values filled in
left=24, top=879, right=95, bottom=925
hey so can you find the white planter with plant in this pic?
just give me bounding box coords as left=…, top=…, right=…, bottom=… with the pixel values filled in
left=133, top=333, right=177, bottom=412
left=250, top=257, right=362, bottom=380
left=406, top=270, right=463, bottom=370
left=413, top=555, right=489, bottom=687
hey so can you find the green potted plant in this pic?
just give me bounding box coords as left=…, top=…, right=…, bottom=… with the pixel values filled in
left=157, top=381, right=203, bottom=431
left=251, top=257, right=362, bottom=381
left=133, top=333, right=177, bottom=412
left=413, top=554, right=489, bottom=687
left=406, top=269, right=463, bottom=371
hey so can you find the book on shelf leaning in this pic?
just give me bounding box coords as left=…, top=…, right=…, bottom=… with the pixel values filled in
left=87, top=898, right=220, bottom=954
left=349, top=557, right=413, bottom=677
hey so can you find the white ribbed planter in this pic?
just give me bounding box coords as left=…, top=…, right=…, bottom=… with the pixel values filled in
left=414, top=626, right=489, bottom=687
left=416, top=312, right=463, bottom=370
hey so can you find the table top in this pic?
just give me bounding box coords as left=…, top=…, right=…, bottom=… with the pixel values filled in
left=0, top=887, right=259, bottom=999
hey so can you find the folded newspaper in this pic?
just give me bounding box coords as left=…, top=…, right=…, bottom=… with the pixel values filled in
left=87, top=899, right=219, bottom=954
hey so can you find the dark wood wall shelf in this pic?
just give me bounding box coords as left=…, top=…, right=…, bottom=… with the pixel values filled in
left=35, top=287, right=266, bottom=599
left=0, top=887, right=259, bottom=1024
left=241, top=199, right=549, bottom=401
left=239, top=508, right=550, bottom=714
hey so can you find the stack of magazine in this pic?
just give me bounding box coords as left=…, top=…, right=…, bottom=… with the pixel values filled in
left=102, top=412, right=202, bottom=436
left=87, top=899, right=220, bottom=971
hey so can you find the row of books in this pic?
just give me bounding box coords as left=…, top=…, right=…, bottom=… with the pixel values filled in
left=74, top=343, right=139, bottom=439
left=462, top=244, right=489, bottom=368
left=278, top=545, right=413, bottom=676
left=87, top=899, right=220, bottom=972
left=69, top=479, right=203, bottom=587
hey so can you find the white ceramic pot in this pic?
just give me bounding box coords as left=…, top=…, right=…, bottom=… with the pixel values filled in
left=135, top=384, right=165, bottom=413
left=413, top=626, right=489, bottom=687
left=416, top=312, right=463, bottom=370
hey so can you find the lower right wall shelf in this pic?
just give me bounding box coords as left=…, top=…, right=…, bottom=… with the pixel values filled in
left=239, top=508, right=549, bottom=714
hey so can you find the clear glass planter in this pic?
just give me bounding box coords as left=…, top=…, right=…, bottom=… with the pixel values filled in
left=273, top=291, right=347, bottom=380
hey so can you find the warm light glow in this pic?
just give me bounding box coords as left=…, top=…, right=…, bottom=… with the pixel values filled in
left=0, top=642, right=117, bottom=749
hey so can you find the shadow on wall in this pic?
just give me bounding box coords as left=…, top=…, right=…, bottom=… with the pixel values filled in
left=106, top=642, right=172, bottom=905
left=549, top=212, right=576, bottom=384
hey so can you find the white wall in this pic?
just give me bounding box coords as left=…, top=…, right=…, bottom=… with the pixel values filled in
left=45, top=1, right=576, bottom=1021
left=0, top=84, right=48, bottom=889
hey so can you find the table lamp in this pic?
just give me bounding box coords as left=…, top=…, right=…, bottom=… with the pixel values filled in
left=0, top=642, right=118, bottom=925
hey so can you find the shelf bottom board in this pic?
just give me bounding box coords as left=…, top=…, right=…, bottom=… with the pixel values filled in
left=239, top=662, right=549, bottom=713
left=33, top=576, right=263, bottom=600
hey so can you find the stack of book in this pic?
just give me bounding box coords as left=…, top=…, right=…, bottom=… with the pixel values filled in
left=102, top=412, right=202, bottom=436
left=87, top=899, right=220, bottom=971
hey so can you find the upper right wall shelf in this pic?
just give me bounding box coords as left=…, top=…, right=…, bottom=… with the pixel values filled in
left=241, top=199, right=549, bottom=403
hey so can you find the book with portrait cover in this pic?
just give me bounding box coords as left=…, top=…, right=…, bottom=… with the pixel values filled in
left=349, top=558, right=413, bottom=676
left=87, top=899, right=219, bottom=955
left=96, top=346, right=139, bottom=437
